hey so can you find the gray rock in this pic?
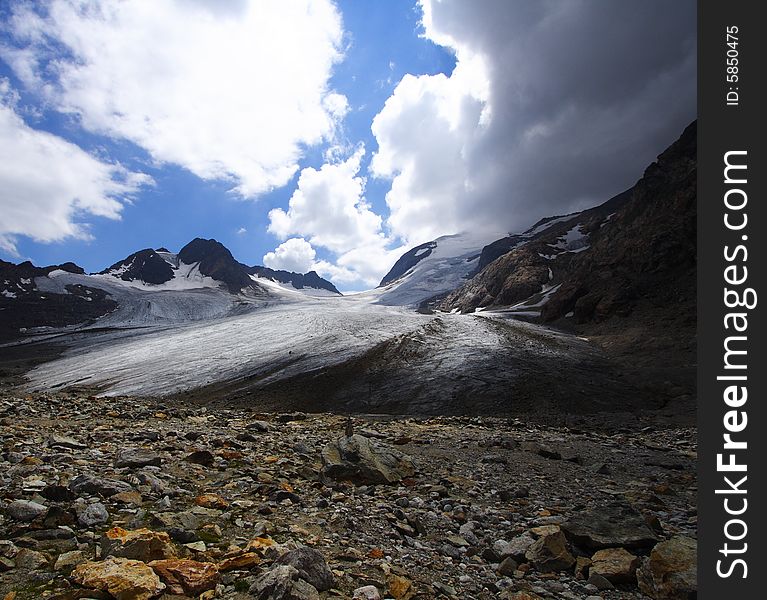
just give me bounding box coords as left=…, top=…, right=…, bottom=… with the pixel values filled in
left=77, top=502, right=109, bottom=527
left=14, top=548, right=48, bottom=570
left=247, top=420, right=271, bottom=432
left=6, top=499, right=47, bottom=522
left=249, top=564, right=320, bottom=600
left=275, top=546, right=334, bottom=592
left=116, top=448, right=162, bottom=468
left=321, top=434, right=415, bottom=485
left=47, top=434, right=87, bottom=449
left=561, top=502, right=659, bottom=550
left=69, top=474, right=134, bottom=497
left=353, top=585, right=381, bottom=600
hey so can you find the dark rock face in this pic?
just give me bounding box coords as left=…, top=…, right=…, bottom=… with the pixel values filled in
left=275, top=547, right=334, bottom=592
left=101, top=249, right=174, bottom=285
left=378, top=241, right=437, bottom=287
left=247, top=266, right=340, bottom=295
left=0, top=260, right=116, bottom=341
left=178, top=238, right=254, bottom=293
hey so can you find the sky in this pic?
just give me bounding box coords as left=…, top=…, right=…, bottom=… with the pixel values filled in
left=0, top=0, right=696, bottom=291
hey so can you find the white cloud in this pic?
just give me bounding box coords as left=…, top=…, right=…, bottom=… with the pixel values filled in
left=266, top=145, right=404, bottom=287
left=236, top=227, right=247, bottom=235
left=263, top=237, right=316, bottom=274
left=371, top=0, right=697, bottom=244
left=2, top=0, right=346, bottom=197
left=0, top=86, right=151, bottom=256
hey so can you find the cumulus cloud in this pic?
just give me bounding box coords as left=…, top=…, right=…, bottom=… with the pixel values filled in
left=267, top=146, right=404, bottom=286
left=263, top=237, right=316, bottom=274
left=371, top=0, right=697, bottom=244
left=1, top=0, right=346, bottom=197
left=0, top=83, right=151, bottom=255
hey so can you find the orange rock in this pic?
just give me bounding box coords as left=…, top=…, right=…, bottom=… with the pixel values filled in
left=149, top=559, right=219, bottom=595
left=387, top=574, right=414, bottom=599
left=103, top=527, right=176, bottom=562
left=71, top=557, right=165, bottom=600
left=218, top=552, right=261, bottom=572
left=368, top=548, right=385, bottom=559
left=194, top=494, right=229, bottom=509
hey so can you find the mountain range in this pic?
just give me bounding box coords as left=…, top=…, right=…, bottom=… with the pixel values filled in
left=1, top=122, right=696, bottom=416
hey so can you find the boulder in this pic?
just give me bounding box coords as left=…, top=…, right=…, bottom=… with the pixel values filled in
left=115, top=448, right=162, bottom=469
left=77, top=502, right=109, bottom=527
left=69, top=474, right=134, bottom=497
left=249, top=564, right=320, bottom=600
left=148, top=558, right=219, bottom=595
left=637, top=536, right=697, bottom=599
left=321, top=434, right=415, bottom=485
left=6, top=499, right=47, bottom=522
left=524, top=530, right=575, bottom=572
left=102, top=527, right=177, bottom=562
left=560, top=502, right=659, bottom=549
left=590, top=547, right=639, bottom=583
left=275, top=546, right=334, bottom=591
left=71, top=557, right=165, bottom=600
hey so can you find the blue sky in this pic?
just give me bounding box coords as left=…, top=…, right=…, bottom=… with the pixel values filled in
left=0, top=1, right=696, bottom=291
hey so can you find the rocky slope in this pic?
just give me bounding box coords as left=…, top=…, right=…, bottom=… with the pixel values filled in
left=0, top=388, right=697, bottom=600
left=438, top=123, right=696, bottom=398
left=246, top=267, right=340, bottom=296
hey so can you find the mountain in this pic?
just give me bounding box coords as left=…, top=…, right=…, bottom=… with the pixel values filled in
left=0, top=238, right=341, bottom=340
left=246, top=265, right=340, bottom=295
left=372, top=232, right=499, bottom=308
left=1, top=260, right=117, bottom=341
left=438, top=122, right=697, bottom=396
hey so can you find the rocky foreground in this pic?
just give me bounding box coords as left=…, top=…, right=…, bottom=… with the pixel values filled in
left=0, top=390, right=697, bottom=600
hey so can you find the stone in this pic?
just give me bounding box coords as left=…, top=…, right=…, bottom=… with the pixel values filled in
left=637, top=536, right=697, bottom=600
left=498, top=556, right=519, bottom=576
left=116, top=448, right=162, bottom=468
left=387, top=574, right=414, bottom=599
left=6, top=499, right=47, bottom=522
left=54, top=550, right=88, bottom=571
left=14, top=549, right=48, bottom=570
left=275, top=546, right=334, bottom=592
left=77, top=502, right=110, bottom=527
left=321, top=434, right=415, bottom=485
left=48, top=434, right=87, bottom=449
left=218, top=552, right=261, bottom=571
left=507, top=593, right=544, bottom=600
left=102, top=527, right=177, bottom=562
left=560, top=502, right=659, bottom=549
left=71, top=557, right=165, bottom=600
left=69, top=474, right=134, bottom=497
left=504, top=532, right=536, bottom=560
left=587, top=572, right=614, bottom=590
left=249, top=564, right=320, bottom=600
left=185, top=450, right=215, bottom=466
left=524, top=531, right=575, bottom=573
left=247, top=420, right=271, bottom=432
left=590, top=547, right=639, bottom=583
left=574, top=556, right=592, bottom=580
left=194, top=493, right=229, bottom=509
left=353, top=585, right=382, bottom=600
left=148, top=558, right=220, bottom=595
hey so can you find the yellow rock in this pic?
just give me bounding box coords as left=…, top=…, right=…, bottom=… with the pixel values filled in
left=71, top=557, right=165, bottom=600
left=148, top=558, right=219, bottom=595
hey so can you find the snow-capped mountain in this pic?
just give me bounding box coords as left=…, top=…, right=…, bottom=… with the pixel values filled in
left=369, top=232, right=503, bottom=308
left=0, top=237, right=340, bottom=340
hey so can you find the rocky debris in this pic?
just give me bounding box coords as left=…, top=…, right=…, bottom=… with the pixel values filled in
left=47, top=434, right=87, bottom=450
left=0, top=390, right=697, bottom=600
left=637, top=536, right=697, bottom=599
left=71, top=557, right=165, bottom=600
left=561, top=502, right=659, bottom=549
left=321, top=434, right=415, bottom=485
left=590, top=547, right=639, bottom=583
